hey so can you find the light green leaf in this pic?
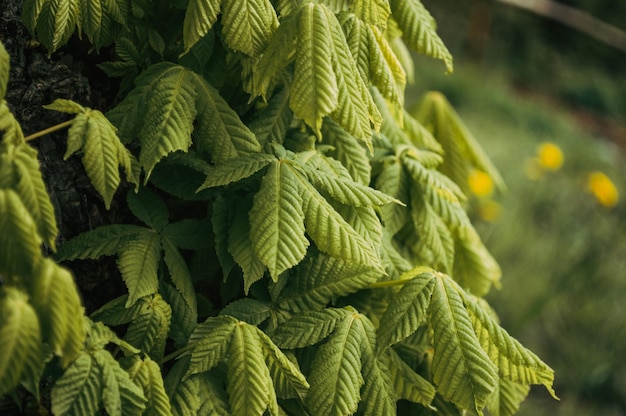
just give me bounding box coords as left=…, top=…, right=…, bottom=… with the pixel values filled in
left=51, top=352, right=102, bottom=416
left=272, top=307, right=350, bottom=350
left=465, top=296, right=556, bottom=397
left=188, top=71, right=261, bottom=163
left=378, top=270, right=435, bottom=351
left=291, top=3, right=338, bottom=136
left=91, top=294, right=142, bottom=326
left=0, top=100, right=25, bottom=145
left=487, top=378, right=531, bottom=416
left=127, top=187, right=169, bottom=232
left=0, top=40, right=8, bottom=99
left=3, top=142, right=59, bottom=249
left=161, top=283, right=198, bottom=347
left=297, top=174, right=382, bottom=271
left=429, top=274, right=498, bottom=414
left=162, top=236, right=198, bottom=316
left=93, top=349, right=147, bottom=416
left=222, top=0, right=278, bottom=56
left=0, top=287, right=44, bottom=398
left=248, top=86, right=293, bottom=146
left=126, top=356, right=173, bottom=416
left=124, top=294, right=172, bottom=360
left=228, top=201, right=266, bottom=292
left=386, top=347, right=435, bottom=406
left=453, top=227, right=501, bottom=296
left=138, top=66, right=197, bottom=178
left=85, top=319, right=140, bottom=355
left=30, top=259, right=85, bottom=367
left=197, top=153, right=275, bottom=190
left=306, top=311, right=365, bottom=416
left=322, top=118, right=371, bottom=185
left=376, top=156, right=410, bottom=236
left=42, top=98, right=85, bottom=114
left=165, top=357, right=201, bottom=416
left=389, top=0, right=453, bottom=72
left=117, top=230, right=162, bottom=307
left=0, top=188, right=42, bottom=278
left=186, top=315, right=239, bottom=376
left=227, top=323, right=275, bottom=416
left=221, top=298, right=272, bottom=326
left=277, top=250, right=380, bottom=312
left=55, top=223, right=147, bottom=261
left=352, top=0, right=390, bottom=27
left=257, top=330, right=310, bottom=400
left=80, top=0, right=127, bottom=47
left=183, top=0, right=221, bottom=53
left=250, top=161, right=309, bottom=280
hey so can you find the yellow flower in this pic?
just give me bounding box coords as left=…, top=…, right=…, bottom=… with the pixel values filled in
left=468, top=169, right=494, bottom=197
left=536, top=142, right=564, bottom=171
left=588, top=171, right=619, bottom=208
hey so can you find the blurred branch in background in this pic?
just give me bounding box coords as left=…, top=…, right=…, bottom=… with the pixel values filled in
left=494, top=0, right=626, bottom=53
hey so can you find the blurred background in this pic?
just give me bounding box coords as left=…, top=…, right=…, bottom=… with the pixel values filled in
left=409, top=1, right=626, bottom=414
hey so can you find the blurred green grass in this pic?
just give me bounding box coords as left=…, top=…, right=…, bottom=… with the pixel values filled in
left=408, top=58, right=626, bottom=415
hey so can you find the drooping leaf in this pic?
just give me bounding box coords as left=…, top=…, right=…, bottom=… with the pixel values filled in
left=453, top=227, right=501, bottom=296
left=162, top=234, right=198, bottom=316
left=378, top=270, right=435, bottom=351
left=0, top=188, right=42, bottom=278
left=55, top=223, right=147, bottom=261
left=93, top=349, right=146, bottom=416
left=388, top=0, right=453, bottom=72
left=228, top=200, right=266, bottom=292
left=486, top=378, right=531, bottom=416
left=352, top=0, right=391, bottom=28
left=429, top=274, right=498, bottom=414
left=0, top=287, right=44, bottom=398
left=22, top=0, right=80, bottom=53
left=30, top=259, right=85, bottom=367
left=164, top=357, right=201, bottom=416
left=80, top=0, right=128, bottom=48
left=183, top=0, right=221, bottom=53
left=249, top=160, right=309, bottom=280
left=197, top=153, right=275, bottom=190
left=51, top=352, right=103, bottom=416
left=186, top=315, right=239, bottom=376
left=117, top=230, right=162, bottom=307
left=386, top=347, right=436, bottom=406
left=221, top=0, right=278, bottom=56
left=126, top=356, right=173, bottom=416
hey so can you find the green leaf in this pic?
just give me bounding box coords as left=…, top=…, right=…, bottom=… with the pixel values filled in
left=160, top=218, right=211, bottom=250
left=487, top=378, right=530, bottom=416
left=221, top=0, right=278, bottom=56
left=388, top=0, right=453, bottom=72
left=291, top=3, right=338, bottom=136
left=2, top=142, right=59, bottom=248
left=378, top=270, right=435, bottom=351
left=306, top=311, right=365, bottom=416
left=465, top=296, right=556, bottom=397
left=277, top=250, right=380, bottom=312
left=197, top=153, right=275, bottom=190
left=0, top=40, right=9, bottom=99
left=376, top=156, right=410, bottom=236
left=30, top=259, right=85, bottom=367
left=51, top=352, right=103, bottom=416
left=161, top=283, right=198, bottom=347
left=124, top=294, right=172, bottom=360
left=23, top=0, right=80, bottom=53
left=0, top=100, right=25, bottom=145
left=164, top=357, right=201, bottom=416
left=91, top=294, right=142, bottom=326
left=221, top=298, right=272, bottom=326
left=248, top=85, right=293, bottom=147
left=386, top=348, right=436, bottom=406
left=212, top=196, right=237, bottom=277
left=186, top=315, right=239, bottom=376
left=183, top=0, right=221, bottom=53
left=0, top=188, right=42, bottom=278
left=126, top=356, right=173, bottom=416
left=94, top=349, right=147, bottom=416
left=117, top=230, right=162, bottom=307
left=228, top=200, right=266, bottom=292
left=42, top=98, right=85, bottom=114
left=272, top=307, right=350, bottom=350
left=250, top=160, right=309, bottom=280
left=55, top=223, right=147, bottom=261
left=0, top=287, right=44, bottom=398
left=197, top=372, right=231, bottom=415
left=162, top=236, right=198, bottom=315
left=127, top=187, right=169, bottom=232
left=352, top=0, right=391, bottom=27
left=227, top=323, right=275, bottom=416
left=453, top=228, right=501, bottom=296
left=322, top=119, right=371, bottom=185
left=138, top=65, right=197, bottom=178
left=429, top=274, right=498, bottom=414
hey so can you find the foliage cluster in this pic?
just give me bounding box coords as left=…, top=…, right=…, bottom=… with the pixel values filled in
left=1, top=0, right=556, bottom=415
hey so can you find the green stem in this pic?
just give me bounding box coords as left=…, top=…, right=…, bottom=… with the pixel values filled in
left=24, top=119, right=74, bottom=142
left=158, top=342, right=197, bottom=365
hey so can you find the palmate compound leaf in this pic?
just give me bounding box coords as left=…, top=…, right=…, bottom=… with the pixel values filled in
left=43, top=99, right=140, bottom=209
left=0, top=287, right=44, bottom=398
left=249, top=160, right=309, bottom=280
left=388, top=0, right=453, bottom=73
left=0, top=140, right=58, bottom=249
left=0, top=188, right=42, bottom=279
left=22, top=0, right=80, bottom=53
left=185, top=316, right=309, bottom=415
left=30, top=259, right=85, bottom=368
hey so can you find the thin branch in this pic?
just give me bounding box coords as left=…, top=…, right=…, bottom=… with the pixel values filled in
left=494, top=0, right=626, bottom=53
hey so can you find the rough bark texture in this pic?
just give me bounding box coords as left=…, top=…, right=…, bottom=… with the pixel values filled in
left=1, top=0, right=129, bottom=313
